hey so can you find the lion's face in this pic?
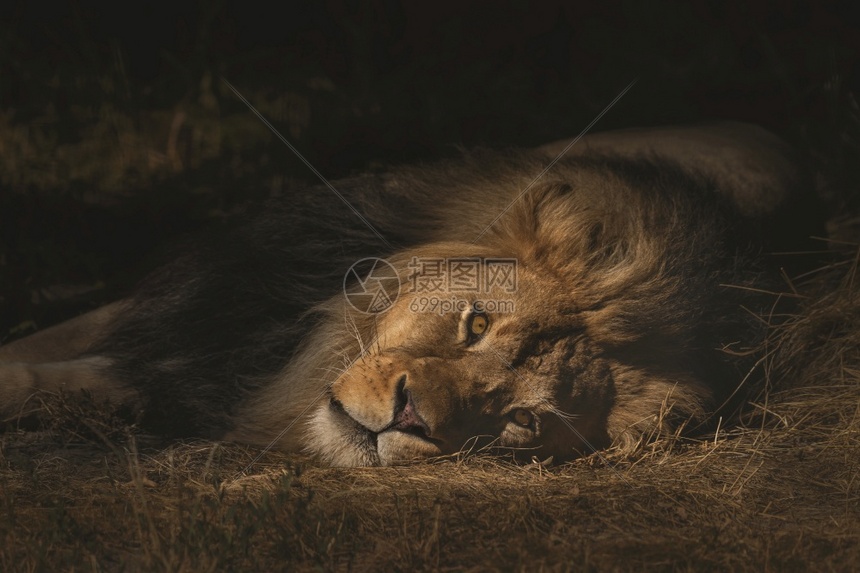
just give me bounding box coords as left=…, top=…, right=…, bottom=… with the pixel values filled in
left=307, top=257, right=619, bottom=467
left=303, top=180, right=724, bottom=467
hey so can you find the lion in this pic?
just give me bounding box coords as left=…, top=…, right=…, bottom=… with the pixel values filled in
left=0, top=122, right=814, bottom=466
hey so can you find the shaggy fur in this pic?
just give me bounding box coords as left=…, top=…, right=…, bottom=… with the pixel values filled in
left=0, top=123, right=818, bottom=466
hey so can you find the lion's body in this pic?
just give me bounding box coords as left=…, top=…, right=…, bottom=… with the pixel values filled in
left=0, top=123, right=815, bottom=466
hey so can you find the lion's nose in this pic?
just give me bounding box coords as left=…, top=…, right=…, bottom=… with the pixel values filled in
left=387, top=375, right=432, bottom=438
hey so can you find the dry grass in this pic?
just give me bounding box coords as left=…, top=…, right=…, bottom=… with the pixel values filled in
left=2, top=255, right=860, bottom=571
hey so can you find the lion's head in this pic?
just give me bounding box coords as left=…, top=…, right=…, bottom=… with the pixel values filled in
left=305, top=175, right=737, bottom=466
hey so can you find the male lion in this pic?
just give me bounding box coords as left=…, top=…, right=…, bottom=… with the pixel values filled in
left=0, top=123, right=813, bottom=466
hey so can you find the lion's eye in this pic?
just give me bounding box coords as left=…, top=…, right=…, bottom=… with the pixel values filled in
left=469, top=314, right=488, bottom=335
left=511, top=409, right=534, bottom=428
left=465, top=312, right=490, bottom=344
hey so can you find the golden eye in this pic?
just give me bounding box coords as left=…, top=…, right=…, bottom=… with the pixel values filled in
left=469, top=313, right=489, bottom=336
left=512, top=409, right=534, bottom=428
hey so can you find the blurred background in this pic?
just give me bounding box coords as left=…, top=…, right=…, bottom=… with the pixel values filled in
left=1, top=0, right=859, bottom=338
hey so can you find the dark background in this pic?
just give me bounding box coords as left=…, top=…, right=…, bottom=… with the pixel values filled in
left=2, top=0, right=859, bottom=339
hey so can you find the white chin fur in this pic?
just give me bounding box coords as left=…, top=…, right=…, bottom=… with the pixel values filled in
left=304, top=404, right=380, bottom=467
